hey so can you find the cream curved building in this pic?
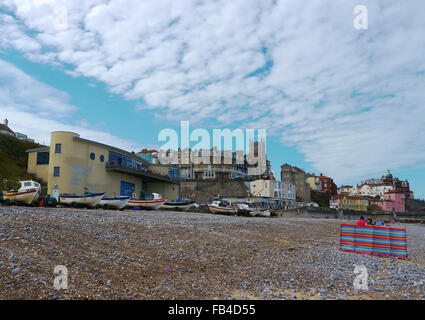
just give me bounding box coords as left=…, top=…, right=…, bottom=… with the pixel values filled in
left=27, top=131, right=180, bottom=200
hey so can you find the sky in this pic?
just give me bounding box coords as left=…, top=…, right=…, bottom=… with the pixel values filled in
left=0, top=0, right=425, bottom=199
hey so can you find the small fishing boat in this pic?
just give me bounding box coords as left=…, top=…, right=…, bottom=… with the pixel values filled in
left=60, top=192, right=105, bottom=208
left=2, top=180, right=41, bottom=205
left=254, top=209, right=271, bottom=217
left=207, top=199, right=237, bottom=215
left=236, top=203, right=253, bottom=216
left=127, top=193, right=167, bottom=210
left=98, top=195, right=130, bottom=210
left=162, top=199, right=196, bottom=211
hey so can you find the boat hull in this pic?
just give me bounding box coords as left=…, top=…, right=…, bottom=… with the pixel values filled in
left=60, top=193, right=105, bottom=207
left=254, top=210, right=271, bottom=217
left=162, top=201, right=195, bottom=211
left=208, top=204, right=237, bottom=215
left=99, top=196, right=130, bottom=210
left=127, top=198, right=167, bottom=210
left=2, top=189, right=40, bottom=205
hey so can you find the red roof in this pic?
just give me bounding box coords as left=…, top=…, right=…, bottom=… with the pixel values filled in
left=138, top=149, right=158, bottom=154
left=0, top=123, right=14, bottom=134
left=332, top=194, right=365, bottom=200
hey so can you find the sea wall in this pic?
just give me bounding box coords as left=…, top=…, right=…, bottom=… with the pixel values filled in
left=277, top=206, right=425, bottom=222
left=181, top=180, right=250, bottom=204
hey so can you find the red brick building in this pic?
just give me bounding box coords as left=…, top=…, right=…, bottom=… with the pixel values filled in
left=318, top=173, right=338, bottom=195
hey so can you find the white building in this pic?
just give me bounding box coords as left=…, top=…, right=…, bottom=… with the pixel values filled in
left=250, top=179, right=296, bottom=208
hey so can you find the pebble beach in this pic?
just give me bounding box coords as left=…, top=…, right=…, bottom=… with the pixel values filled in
left=0, top=206, right=424, bottom=300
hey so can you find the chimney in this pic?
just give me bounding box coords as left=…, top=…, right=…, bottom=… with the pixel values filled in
left=4, top=118, right=8, bottom=126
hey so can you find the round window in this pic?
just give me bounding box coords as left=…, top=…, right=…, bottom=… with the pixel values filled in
left=90, top=152, right=95, bottom=160
left=100, top=155, right=104, bottom=162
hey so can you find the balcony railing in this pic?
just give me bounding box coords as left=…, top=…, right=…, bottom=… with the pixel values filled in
left=105, top=161, right=180, bottom=183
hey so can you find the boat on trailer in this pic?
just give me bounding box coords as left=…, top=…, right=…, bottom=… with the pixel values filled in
left=2, top=180, right=41, bottom=205
left=162, top=200, right=196, bottom=211
left=60, top=192, right=105, bottom=208
left=127, top=193, right=167, bottom=210
left=99, top=195, right=130, bottom=210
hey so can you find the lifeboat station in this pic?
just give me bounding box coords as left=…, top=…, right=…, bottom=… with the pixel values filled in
left=25, top=131, right=180, bottom=200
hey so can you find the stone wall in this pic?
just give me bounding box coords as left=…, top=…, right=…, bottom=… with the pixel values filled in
left=181, top=180, right=250, bottom=204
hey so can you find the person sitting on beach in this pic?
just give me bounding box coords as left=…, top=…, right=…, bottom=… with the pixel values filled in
left=356, top=216, right=367, bottom=227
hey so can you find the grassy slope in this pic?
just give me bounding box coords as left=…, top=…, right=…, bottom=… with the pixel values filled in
left=0, top=133, right=46, bottom=189
left=311, top=190, right=331, bottom=207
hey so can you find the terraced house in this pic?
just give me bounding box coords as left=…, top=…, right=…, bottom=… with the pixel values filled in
left=281, top=163, right=311, bottom=202
left=26, top=131, right=180, bottom=200
left=330, top=195, right=368, bottom=212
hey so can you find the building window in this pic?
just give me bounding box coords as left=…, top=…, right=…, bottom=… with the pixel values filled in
left=90, top=152, right=95, bottom=160
left=55, top=143, right=62, bottom=154
left=36, top=151, right=50, bottom=165
left=100, top=155, right=104, bottom=162
left=54, top=167, right=60, bottom=177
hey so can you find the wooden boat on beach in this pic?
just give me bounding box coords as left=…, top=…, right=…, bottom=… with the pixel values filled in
left=60, top=192, right=105, bottom=207
left=207, top=199, right=237, bottom=215
left=99, top=195, right=130, bottom=210
left=127, top=193, right=167, bottom=210
left=2, top=180, right=41, bottom=205
left=162, top=200, right=196, bottom=211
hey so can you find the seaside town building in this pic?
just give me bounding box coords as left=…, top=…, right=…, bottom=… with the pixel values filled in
left=139, top=139, right=271, bottom=181
left=26, top=131, right=180, bottom=200
left=370, top=190, right=406, bottom=213
left=338, top=185, right=357, bottom=195
left=0, top=118, right=35, bottom=142
left=361, top=170, right=411, bottom=199
left=280, top=163, right=311, bottom=202
left=0, top=118, right=14, bottom=137
left=249, top=179, right=296, bottom=208
left=337, top=170, right=412, bottom=200
left=306, top=173, right=337, bottom=195
left=330, top=194, right=368, bottom=212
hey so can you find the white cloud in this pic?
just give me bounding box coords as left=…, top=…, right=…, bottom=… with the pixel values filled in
left=0, top=58, right=141, bottom=151
left=1, top=0, right=425, bottom=184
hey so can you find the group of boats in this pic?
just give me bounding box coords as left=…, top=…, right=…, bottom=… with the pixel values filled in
left=206, top=197, right=274, bottom=217
left=1, top=180, right=196, bottom=211
left=1, top=180, right=274, bottom=217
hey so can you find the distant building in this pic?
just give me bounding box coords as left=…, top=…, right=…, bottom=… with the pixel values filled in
left=0, top=118, right=35, bottom=142
left=249, top=179, right=296, bottom=208
left=15, top=132, right=35, bottom=142
left=306, top=175, right=321, bottom=191
left=307, top=173, right=337, bottom=195
left=356, top=184, right=395, bottom=198
left=250, top=179, right=274, bottom=198
left=0, top=118, right=14, bottom=137
left=338, top=185, right=356, bottom=195
left=362, top=170, right=410, bottom=199
left=136, top=149, right=159, bottom=164
left=371, top=190, right=406, bottom=213
left=281, top=163, right=311, bottom=202
left=330, top=194, right=368, bottom=212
